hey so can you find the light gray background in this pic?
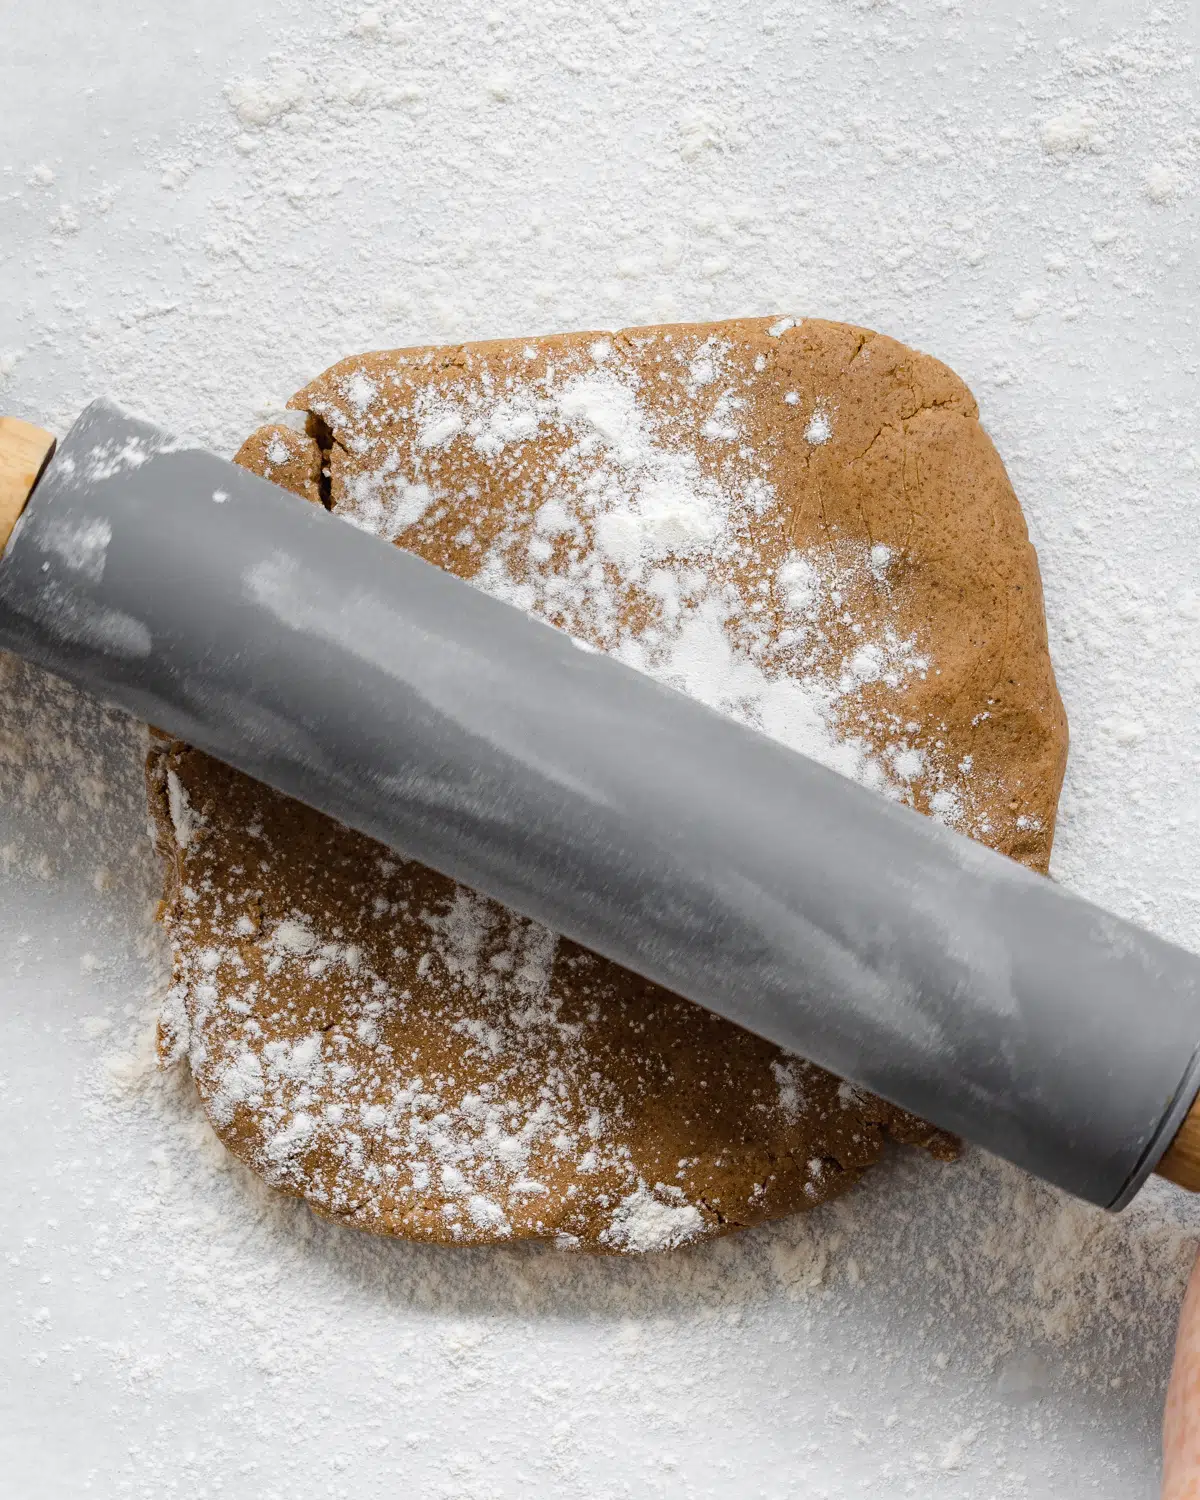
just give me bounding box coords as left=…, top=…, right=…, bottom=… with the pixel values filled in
left=2, top=1, right=1198, bottom=1495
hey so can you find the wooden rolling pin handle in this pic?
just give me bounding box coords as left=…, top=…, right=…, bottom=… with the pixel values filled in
left=0, top=417, right=57, bottom=554
left=1158, top=1094, right=1200, bottom=1192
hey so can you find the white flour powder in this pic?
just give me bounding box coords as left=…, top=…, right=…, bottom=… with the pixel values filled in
left=3, top=0, right=1200, bottom=1493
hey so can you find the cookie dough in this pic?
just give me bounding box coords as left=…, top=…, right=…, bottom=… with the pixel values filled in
left=151, top=317, right=1066, bottom=1250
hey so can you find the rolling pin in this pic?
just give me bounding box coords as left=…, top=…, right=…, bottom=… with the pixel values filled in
left=2, top=400, right=1200, bottom=1210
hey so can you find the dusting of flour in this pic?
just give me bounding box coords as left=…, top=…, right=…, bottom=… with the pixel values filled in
left=3, top=0, right=1200, bottom=1491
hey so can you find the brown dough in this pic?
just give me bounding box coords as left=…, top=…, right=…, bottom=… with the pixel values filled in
left=150, top=317, right=1066, bottom=1251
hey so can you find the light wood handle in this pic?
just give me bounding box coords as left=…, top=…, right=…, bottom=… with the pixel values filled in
left=1158, top=1095, right=1200, bottom=1192
left=0, top=417, right=56, bottom=554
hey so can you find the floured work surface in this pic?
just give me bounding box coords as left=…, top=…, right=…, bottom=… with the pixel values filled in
left=149, top=316, right=1066, bottom=1251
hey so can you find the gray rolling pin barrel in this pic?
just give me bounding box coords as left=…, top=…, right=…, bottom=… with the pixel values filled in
left=2, top=399, right=1200, bottom=1210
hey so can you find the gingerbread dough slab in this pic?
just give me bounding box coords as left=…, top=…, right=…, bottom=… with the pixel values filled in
left=150, top=316, right=1065, bottom=1251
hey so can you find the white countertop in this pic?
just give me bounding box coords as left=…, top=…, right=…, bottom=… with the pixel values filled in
left=2, top=1, right=1199, bottom=1494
